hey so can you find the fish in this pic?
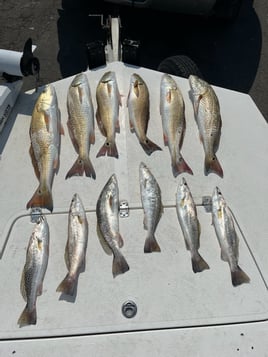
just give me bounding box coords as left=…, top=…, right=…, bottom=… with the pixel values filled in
left=176, top=177, right=209, bottom=273
left=160, top=73, right=193, bottom=177
left=26, top=84, right=64, bottom=212
left=139, top=162, right=163, bottom=253
left=188, top=75, right=223, bottom=178
left=65, top=72, right=96, bottom=179
left=56, top=193, right=88, bottom=296
left=96, top=174, right=129, bottom=277
left=18, top=215, right=49, bottom=327
left=95, top=71, right=121, bottom=158
left=211, top=187, right=250, bottom=287
left=127, top=73, right=162, bottom=155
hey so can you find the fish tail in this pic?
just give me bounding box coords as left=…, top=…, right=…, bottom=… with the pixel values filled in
left=96, top=139, right=119, bottom=158
left=140, top=137, right=162, bottom=156
left=144, top=234, right=161, bottom=253
left=65, top=156, right=96, bottom=179
left=56, top=274, right=76, bottom=296
left=172, top=156, right=193, bottom=177
left=191, top=252, right=210, bottom=273
left=205, top=155, right=223, bottom=178
left=26, top=185, right=53, bottom=212
left=231, top=266, right=250, bottom=287
left=112, top=250, right=130, bottom=278
left=18, top=306, right=37, bottom=327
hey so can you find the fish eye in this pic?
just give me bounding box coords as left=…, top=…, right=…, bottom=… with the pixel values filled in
left=106, top=142, right=110, bottom=147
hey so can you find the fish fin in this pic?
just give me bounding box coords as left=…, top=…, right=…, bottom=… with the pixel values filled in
left=166, top=89, right=172, bottom=103
left=20, top=270, right=27, bottom=302
left=143, top=215, right=148, bottom=230
left=96, top=110, right=107, bottom=137
left=112, top=250, right=130, bottom=278
left=194, top=95, right=202, bottom=115
left=115, top=119, right=120, bottom=134
left=204, top=155, right=223, bottom=178
left=80, top=255, right=86, bottom=273
left=37, top=282, right=43, bottom=296
left=65, top=156, right=96, bottom=179
left=184, top=238, right=190, bottom=251
left=116, top=233, right=124, bottom=248
left=18, top=305, right=37, bottom=327
left=44, top=113, right=51, bottom=132
left=140, top=137, right=162, bottom=156
left=29, top=145, right=40, bottom=180
left=67, top=120, right=80, bottom=154
left=107, top=82, right=113, bottom=96
left=118, top=92, right=123, bottom=106
left=78, top=86, right=83, bottom=104
left=96, top=139, right=119, bottom=158
left=126, top=91, right=130, bottom=107
left=129, top=117, right=135, bottom=133
left=133, top=80, right=139, bottom=97
left=231, top=266, right=250, bottom=287
left=191, top=252, right=210, bottom=273
left=172, top=156, right=193, bottom=177
left=80, top=156, right=96, bottom=178
left=56, top=274, right=77, bottom=296
left=64, top=246, right=70, bottom=271
left=26, top=185, right=53, bottom=212
left=163, top=133, right=169, bottom=146
left=96, top=223, right=113, bottom=255
left=198, top=220, right=201, bottom=240
left=53, top=154, right=59, bottom=171
left=144, top=235, right=161, bottom=253
left=220, top=249, right=229, bottom=262
left=89, top=132, right=95, bottom=145
left=59, top=123, right=65, bottom=135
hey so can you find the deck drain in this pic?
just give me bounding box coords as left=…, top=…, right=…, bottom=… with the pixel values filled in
left=122, top=300, right=137, bottom=318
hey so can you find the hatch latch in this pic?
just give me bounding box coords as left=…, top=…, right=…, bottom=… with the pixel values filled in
left=119, top=200, right=129, bottom=218
left=30, top=207, right=43, bottom=223
left=202, top=196, right=212, bottom=213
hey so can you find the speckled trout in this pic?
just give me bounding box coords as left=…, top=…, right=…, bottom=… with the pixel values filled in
left=176, top=177, right=209, bottom=273
left=160, top=73, right=193, bottom=177
left=212, top=187, right=250, bottom=286
left=56, top=193, right=88, bottom=296
left=27, top=84, right=64, bottom=212
left=127, top=73, right=162, bottom=155
left=96, top=71, right=121, bottom=158
left=188, top=75, right=223, bottom=178
left=66, top=72, right=96, bottom=179
left=139, top=162, right=163, bottom=253
left=18, top=215, right=49, bottom=327
left=96, top=174, right=129, bottom=277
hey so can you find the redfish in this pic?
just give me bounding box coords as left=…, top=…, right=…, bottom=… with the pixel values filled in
left=66, top=72, right=96, bottom=179
left=96, top=71, right=121, bottom=158
left=127, top=73, right=162, bottom=155
left=160, top=73, right=193, bottom=177
left=189, top=75, right=223, bottom=178
left=27, top=84, right=64, bottom=212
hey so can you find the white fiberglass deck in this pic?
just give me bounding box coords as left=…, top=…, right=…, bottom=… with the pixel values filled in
left=0, top=62, right=267, bottom=354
